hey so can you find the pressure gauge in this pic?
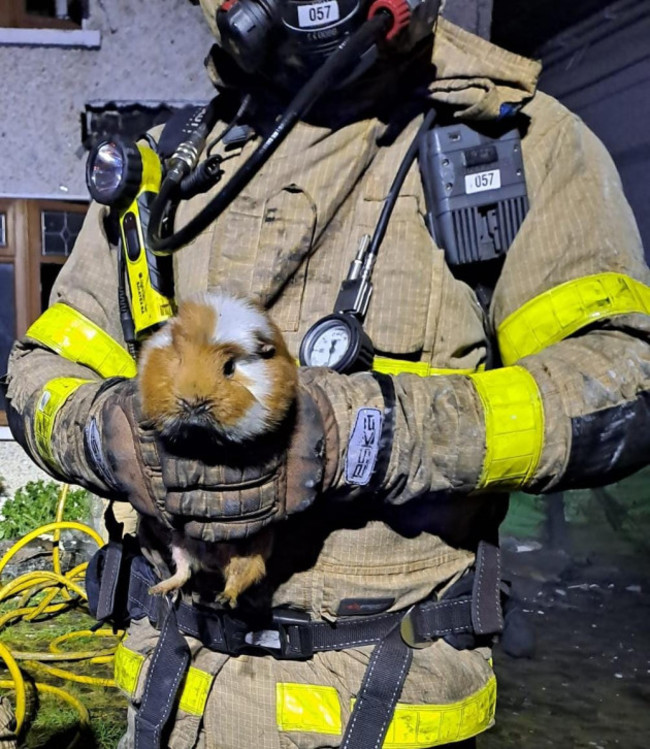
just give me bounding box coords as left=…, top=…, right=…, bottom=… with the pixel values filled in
left=299, top=313, right=374, bottom=373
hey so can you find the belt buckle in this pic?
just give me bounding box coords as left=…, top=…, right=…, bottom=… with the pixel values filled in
left=244, top=608, right=313, bottom=660
left=400, top=605, right=432, bottom=649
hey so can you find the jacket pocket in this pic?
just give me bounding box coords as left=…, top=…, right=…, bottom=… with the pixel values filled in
left=254, top=184, right=317, bottom=332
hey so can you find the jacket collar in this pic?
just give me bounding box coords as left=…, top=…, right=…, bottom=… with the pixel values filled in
left=205, top=18, right=541, bottom=124
left=428, top=17, right=542, bottom=120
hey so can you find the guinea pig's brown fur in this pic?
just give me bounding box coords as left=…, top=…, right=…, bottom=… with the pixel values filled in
left=137, top=291, right=298, bottom=607
left=139, top=291, right=298, bottom=445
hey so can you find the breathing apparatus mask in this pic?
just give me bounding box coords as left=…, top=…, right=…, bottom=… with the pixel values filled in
left=214, top=0, right=440, bottom=88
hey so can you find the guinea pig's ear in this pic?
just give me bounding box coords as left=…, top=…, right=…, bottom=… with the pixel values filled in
left=255, top=331, right=276, bottom=359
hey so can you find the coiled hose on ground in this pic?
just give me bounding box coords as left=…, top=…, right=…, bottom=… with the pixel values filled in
left=0, top=484, right=122, bottom=747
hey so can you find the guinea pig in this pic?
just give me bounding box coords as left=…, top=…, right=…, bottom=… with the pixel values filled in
left=137, top=290, right=298, bottom=607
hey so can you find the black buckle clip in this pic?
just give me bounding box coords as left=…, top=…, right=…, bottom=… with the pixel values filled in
left=244, top=608, right=313, bottom=660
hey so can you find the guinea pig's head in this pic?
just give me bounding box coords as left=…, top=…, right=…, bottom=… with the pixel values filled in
left=138, top=292, right=298, bottom=444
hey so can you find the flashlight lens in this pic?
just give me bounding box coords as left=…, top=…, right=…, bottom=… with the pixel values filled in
left=89, top=142, right=125, bottom=200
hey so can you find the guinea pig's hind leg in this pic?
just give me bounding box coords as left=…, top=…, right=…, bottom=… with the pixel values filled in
left=216, top=529, right=274, bottom=608
left=216, top=553, right=267, bottom=609
left=149, top=540, right=193, bottom=596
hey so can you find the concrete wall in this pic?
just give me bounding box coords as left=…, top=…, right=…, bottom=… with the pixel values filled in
left=0, top=0, right=215, bottom=200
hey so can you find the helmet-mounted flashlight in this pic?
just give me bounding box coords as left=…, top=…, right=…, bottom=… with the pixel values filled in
left=86, top=137, right=143, bottom=209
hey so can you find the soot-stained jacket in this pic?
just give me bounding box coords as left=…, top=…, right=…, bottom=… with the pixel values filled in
left=4, top=18, right=650, bottom=749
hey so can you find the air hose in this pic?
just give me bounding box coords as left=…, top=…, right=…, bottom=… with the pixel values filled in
left=0, top=484, right=122, bottom=746
left=147, top=11, right=393, bottom=255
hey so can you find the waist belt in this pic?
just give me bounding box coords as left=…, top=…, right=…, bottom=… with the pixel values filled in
left=99, top=540, right=503, bottom=749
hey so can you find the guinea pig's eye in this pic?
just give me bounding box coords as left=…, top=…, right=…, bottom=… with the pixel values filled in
left=223, top=357, right=236, bottom=378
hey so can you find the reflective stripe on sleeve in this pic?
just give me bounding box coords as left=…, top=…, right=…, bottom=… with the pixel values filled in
left=469, top=366, right=544, bottom=491
left=26, top=303, right=137, bottom=378
left=113, top=643, right=215, bottom=717
left=34, top=377, right=93, bottom=470
left=372, top=356, right=481, bottom=377
left=497, top=272, right=650, bottom=365
left=276, top=676, right=496, bottom=746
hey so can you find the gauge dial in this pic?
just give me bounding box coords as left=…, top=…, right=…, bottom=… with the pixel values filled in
left=299, top=313, right=374, bottom=373
left=308, top=323, right=351, bottom=367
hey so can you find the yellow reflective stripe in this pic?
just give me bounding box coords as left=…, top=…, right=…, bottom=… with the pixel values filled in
left=469, top=366, right=544, bottom=491
left=27, top=303, right=137, bottom=378
left=113, top=642, right=143, bottom=697
left=276, top=677, right=496, bottom=746
left=178, top=666, right=215, bottom=716
left=372, top=356, right=479, bottom=377
left=113, top=643, right=215, bottom=717
left=379, top=675, right=496, bottom=747
left=498, top=272, right=650, bottom=365
left=276, top=682, right=341, bottom=735
left=34, top=377, right=93, bottom=470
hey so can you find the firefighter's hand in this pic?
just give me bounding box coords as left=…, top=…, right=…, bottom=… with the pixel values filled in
left=85, top=377, right=336, bottom=541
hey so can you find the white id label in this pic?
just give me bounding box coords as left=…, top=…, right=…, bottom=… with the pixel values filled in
left=297, top=0, right=340, bottom=27
left=465, top=169, right=501, bottom=194
left=345, top=408, right=382, bottom=486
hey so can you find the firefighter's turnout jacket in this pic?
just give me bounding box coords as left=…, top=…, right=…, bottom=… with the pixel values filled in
left=5, top=18, right=650, bottom=749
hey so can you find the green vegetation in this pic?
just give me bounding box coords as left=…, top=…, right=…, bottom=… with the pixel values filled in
left=0, top=481, right=92, bottom=541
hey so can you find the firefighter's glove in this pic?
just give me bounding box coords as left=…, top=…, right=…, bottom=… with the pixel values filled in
left=85, top=376, right=337, bottom=541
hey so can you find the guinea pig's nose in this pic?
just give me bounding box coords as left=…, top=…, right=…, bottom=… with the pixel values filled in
left=178, top=397, right=211, bottom=417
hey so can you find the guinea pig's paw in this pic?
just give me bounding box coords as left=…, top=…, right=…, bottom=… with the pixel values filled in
left=216, top=589, right=239, bottom=609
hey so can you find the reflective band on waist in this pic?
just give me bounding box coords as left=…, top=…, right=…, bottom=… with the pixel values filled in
left=276, top=676, right=496, bottom=746
left=113, top=642, right=215, bottom=717
left=497, top=272, right=650, bottom=365
left=113, top=641, right=144, bottom=697
left=276, top=683, right=342, bottom=735
left=469, top=366, right=544, bottom=491
left=26, top=303, right=137, bottom=378
left=34, top=377, right=93, bottom=470
left=372, top=356, right=480, bottom=377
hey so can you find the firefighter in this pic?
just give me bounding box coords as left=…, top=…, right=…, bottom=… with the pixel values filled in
left=4, top=0, right=650, bottom=747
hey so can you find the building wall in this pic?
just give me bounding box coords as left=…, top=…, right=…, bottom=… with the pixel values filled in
left=0, top=0, right=215, bottom=200
left=537, top=1, right=650, bottom=259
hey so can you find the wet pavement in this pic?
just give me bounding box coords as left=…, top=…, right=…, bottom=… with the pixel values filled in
left=480, top=549, right=650, bottom=749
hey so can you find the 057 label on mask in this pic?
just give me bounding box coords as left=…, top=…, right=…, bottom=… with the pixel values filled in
left=297, top=0, right=340, bottom=27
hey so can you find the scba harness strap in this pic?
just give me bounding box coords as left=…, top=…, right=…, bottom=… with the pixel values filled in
left=88, top=540, right=503, bottom=749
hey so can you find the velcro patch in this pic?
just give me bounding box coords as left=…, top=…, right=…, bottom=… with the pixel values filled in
left=345, top=407, right=383, bottom=486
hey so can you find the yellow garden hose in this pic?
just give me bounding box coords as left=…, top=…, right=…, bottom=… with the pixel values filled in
left=0, top=484, right=124, bottom=745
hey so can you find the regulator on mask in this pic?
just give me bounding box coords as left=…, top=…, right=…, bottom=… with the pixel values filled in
left=216, top=0, right=441, bottom=84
